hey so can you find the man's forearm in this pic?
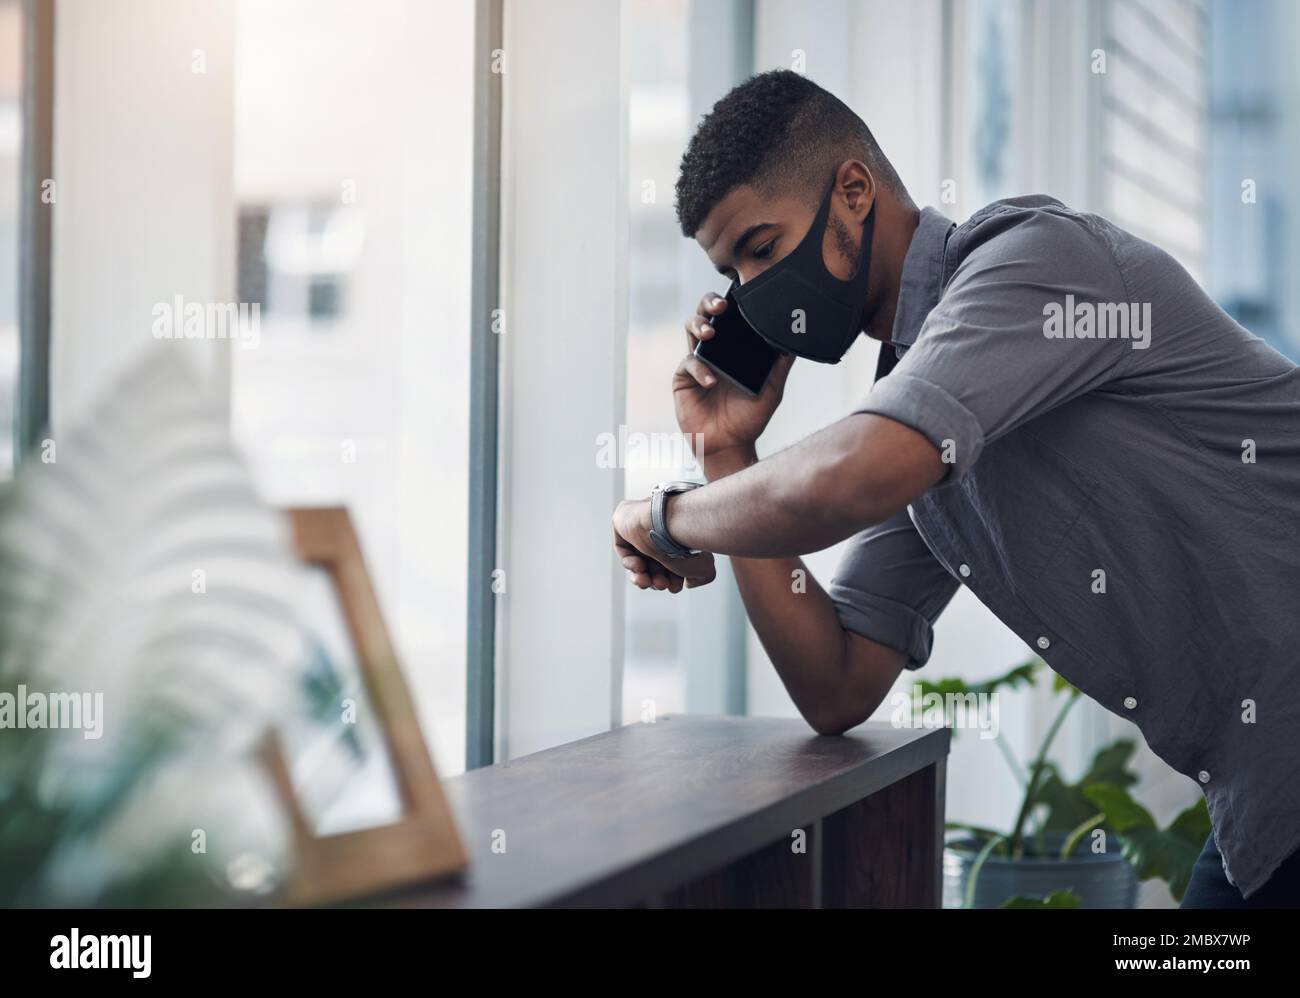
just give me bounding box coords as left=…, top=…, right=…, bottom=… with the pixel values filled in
left=669, top=413, right=944, bottom=559
left=701, top=447, right=857, bottom=723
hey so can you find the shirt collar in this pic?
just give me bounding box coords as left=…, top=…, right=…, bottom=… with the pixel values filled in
left=889, top=206, right=956, bottom=349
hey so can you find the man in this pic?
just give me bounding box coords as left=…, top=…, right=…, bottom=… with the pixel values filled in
left=610, top=70, right=1300, bottom=907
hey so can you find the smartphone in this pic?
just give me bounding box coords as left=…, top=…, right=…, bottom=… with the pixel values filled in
left=693, top=288, right=782, bottom=397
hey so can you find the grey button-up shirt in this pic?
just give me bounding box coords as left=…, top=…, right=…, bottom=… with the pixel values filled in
left=828, top=195, right=1300, bottom=899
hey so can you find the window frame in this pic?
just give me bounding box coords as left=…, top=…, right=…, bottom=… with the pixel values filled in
left=465, top=0, right=504, bottom=770
left=15, top=0, right=54, bottom=463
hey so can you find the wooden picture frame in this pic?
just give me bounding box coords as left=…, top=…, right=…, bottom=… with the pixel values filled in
left=260, top=506, right=468, bottom=906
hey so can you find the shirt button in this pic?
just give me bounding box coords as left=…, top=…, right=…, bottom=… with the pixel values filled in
left=1123, top=696, right=1137, bottom=709
left=1198, top=770, right=1211, bottom=784
left=1036, top=636, right=1050, bottom=650
left=958, top=563, right=971, bottom=578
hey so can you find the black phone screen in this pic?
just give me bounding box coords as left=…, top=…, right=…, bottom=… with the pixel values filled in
left=693, top=289, right=781, bottom=396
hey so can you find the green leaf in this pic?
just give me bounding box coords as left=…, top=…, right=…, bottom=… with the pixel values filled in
left=1083, top=785, right=1211, bottom=902
left=1000, top=889, right=1082, bottom=909
left=1033, top=740, right=1139, bottom=835
left=1052, top=672, right=1078, bottom=695
left=912, top=659, right=1042, bottom=740
left=916, top=658, right=1042, bottom=701
left=1084, top=782, right=1153, bottom=833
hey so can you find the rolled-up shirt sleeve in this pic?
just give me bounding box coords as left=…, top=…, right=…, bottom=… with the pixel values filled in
left=856, top=205, right=1134, bottom=481
left=828, top=507, right=961, bottom=670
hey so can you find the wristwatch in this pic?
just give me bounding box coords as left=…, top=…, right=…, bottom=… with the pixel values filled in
left=648, top=480, right=703, bottom=559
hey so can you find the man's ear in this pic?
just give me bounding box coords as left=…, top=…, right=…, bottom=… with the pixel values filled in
left=834, top=160, right=875, bottom=220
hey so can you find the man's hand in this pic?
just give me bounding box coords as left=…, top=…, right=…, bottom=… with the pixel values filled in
left=676, top=291, right=795, bottom=467
left=612, top=498, right=717, bottom=592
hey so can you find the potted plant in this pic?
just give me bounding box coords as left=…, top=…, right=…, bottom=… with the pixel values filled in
left=909, top=658, right=1210, bottom=909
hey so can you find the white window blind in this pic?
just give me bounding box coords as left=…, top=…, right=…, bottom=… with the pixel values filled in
left=1100, top=0, right=1209, bottom=283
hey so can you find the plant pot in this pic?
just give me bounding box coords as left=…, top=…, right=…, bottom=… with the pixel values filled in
left=943, top=832, right=1138, bottom=909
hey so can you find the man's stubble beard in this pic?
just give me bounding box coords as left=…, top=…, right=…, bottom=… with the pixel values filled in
left=831, top=211, right=879, bottom=334
left=830, top=212, right=860, bottom=272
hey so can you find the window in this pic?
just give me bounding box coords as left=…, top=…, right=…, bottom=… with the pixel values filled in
left=620, top=0, right=752, bottom=723
left=239, top=202, right=356, bottom=327
left=1207, top=0, right=1297, bottom=358
left=232, top=0, right=476, bottom=775
left=1099, top=0, right=1208, bottom=283
left=621, top=0, right=695, bottom=722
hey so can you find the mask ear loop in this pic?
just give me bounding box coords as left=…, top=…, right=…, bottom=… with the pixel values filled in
left=838, top=196, right=877, bottom=355
left=797, top=173, right=878, bottom=360
left=785, top=173, right=842, bottom=269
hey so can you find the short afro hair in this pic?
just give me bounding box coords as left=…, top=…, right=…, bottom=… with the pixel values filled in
left=674, top=69, right=910, bottom=237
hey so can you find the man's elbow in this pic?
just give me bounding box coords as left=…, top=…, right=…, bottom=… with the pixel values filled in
left=801, top=634, right=902, bottom=736
left=802, top=683, right=877, bottom=736
left=805, top=702, right=869, bottom=736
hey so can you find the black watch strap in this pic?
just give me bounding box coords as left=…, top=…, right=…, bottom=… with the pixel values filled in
left=648, top=480, right=702, bottom=559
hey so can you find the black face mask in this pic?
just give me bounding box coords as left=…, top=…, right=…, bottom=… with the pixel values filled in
left=730, top=175, right=876, bottom=364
